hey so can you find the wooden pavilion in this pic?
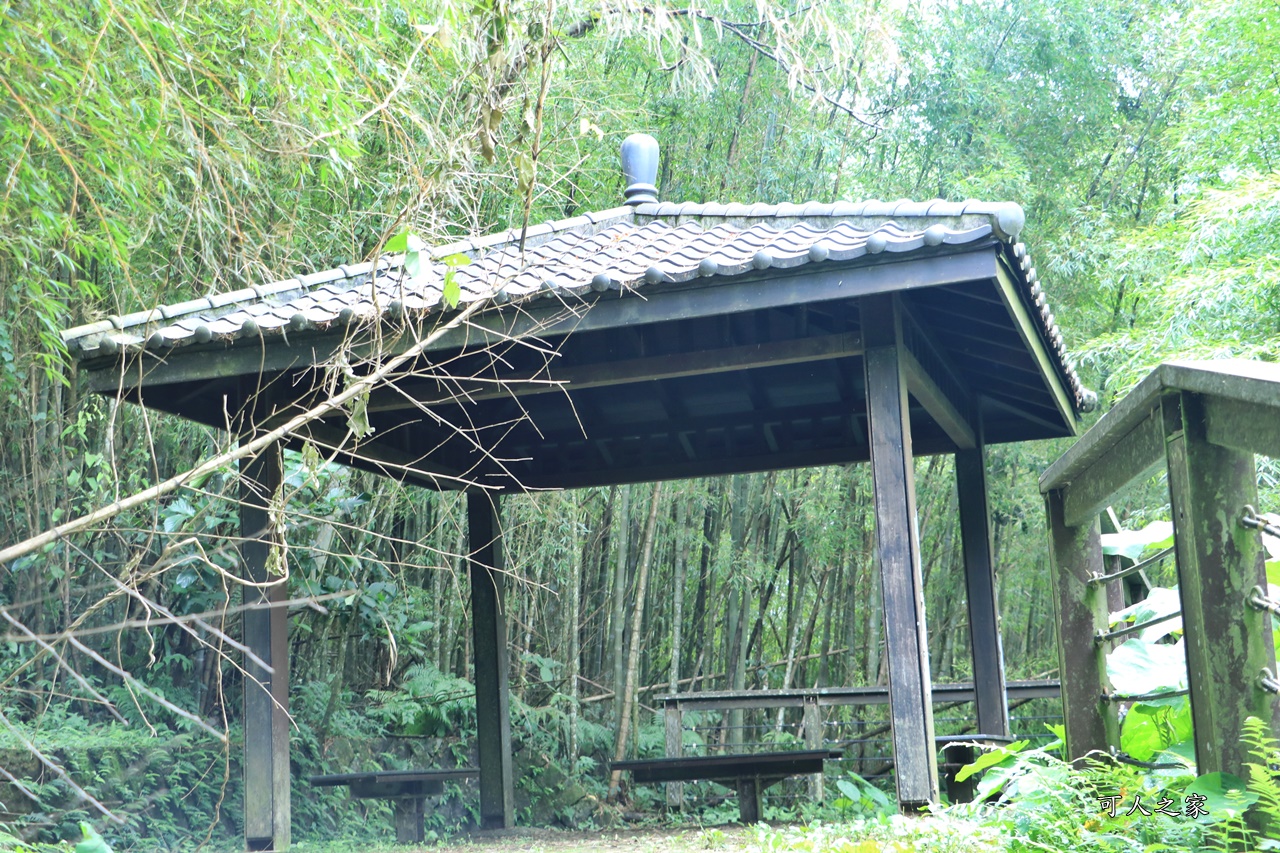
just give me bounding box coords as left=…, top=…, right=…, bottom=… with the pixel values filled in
left=61, top=135, right=1092, bottom=850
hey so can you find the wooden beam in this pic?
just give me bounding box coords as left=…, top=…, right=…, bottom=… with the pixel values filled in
left=1163, top=393, right=1280, bottom=777
left=902, top=348, right=975, bottom=450
left=1044, top=489, right=1117, bottom=763
left=240, top=442, right=290, bottom=852
left=509, top=429, right=963, bottom=492
left=1057, top=407, right=1165, bottom=528
left=860, top=294, right=939, bottom=808
left=955, top=445, right=1009, bottom=737
left=897, top=300, right=976, bottom=449
left=468, top=493, right=514, bottom=829
left=86, top=250, right=998, bottom=393
left=1203, top=395, right=1280, bottom=460
left=366, top=333, right=864, bottom=413
left=286, top=419, right=476, bottom=491
left=992, top=265, right=1077, bottom=435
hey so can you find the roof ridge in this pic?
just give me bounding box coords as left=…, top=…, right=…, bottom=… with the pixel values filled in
left=633, top=198, right=1026, bottom=242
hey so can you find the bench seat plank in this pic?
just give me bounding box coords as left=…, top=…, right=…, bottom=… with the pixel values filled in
left=611, top=749, right=842, bottom=823
left=307, top=768, right=479, bottom=844
left=612, top=749, right=841, bottom=785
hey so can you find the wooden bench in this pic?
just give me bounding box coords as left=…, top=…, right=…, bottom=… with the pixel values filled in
left=308, top=768, right=479, bottom=843
left=611, top=749, right=842, bottom=823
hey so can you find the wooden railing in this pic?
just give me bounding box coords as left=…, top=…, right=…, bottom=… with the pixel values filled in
left=1040, top=359, right=1280, bottom=777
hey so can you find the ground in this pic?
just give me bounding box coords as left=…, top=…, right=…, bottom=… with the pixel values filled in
left=291, top=825, right=762, bottom=853
left=286, top=816, right=1004, bottom=853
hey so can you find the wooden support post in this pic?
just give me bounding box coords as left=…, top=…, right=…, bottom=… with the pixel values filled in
left=802, top=697, right=823, bottom=800
left=1045, top=489, right=1116, bottom=762
left=468, top=492, right=515, bottom=830
left=735, top=778, right=763, bottom=824
left=241, top=443, right=290, bottom=851
left=955, top=445, right=1010, bottom=738
left=664, top=698, right=683, bottom=809
left=1163, top=393, right=1280, bottom=776
left=861, top=294, right=939, bottom=808
left=393, top=798, right=426, bottom=844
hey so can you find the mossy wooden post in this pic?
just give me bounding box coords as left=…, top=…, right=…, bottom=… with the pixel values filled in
left=664, top=697, right=683, bottom=809
left=802, top=696, right=823, bottom=800
left=956, top=444, right=1010, bottom=737
left=468, top=492, right=515, bottom=829
left=861, top=294, right=938, bottom=808
left=1045, top=490, right=1115, bottom=762
left=1163, top=392, right=1278, bottom=776
left=241, top=442, right=290, bottom=851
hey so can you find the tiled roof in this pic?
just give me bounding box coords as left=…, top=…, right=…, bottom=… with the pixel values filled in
left=61, top=198, right=1086, bottom=409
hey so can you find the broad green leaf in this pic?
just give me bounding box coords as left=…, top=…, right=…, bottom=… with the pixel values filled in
left=954, top=739, right=1029, bottom=782
left=384, top=230, right=410, bottom=253
left=1109, top=586, right=1183, bottom=640
left=1106, top=637, right=1187, bottom=695
left=1100, top=520, right=1174, bottom=561
left=1183, top=772, right=1258, bottom=821
left=443, top=268, right=461, bottom=309
left=1120, top=699, right=1192, bottom=761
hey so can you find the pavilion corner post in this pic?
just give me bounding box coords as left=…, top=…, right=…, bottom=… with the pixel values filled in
left=860, top=294, right=939, bottom=808
left=1044, top=489, right=1116, bottom=763
left=240, top=442, right=291, bottom=852
left=1162, top=392, right=1279, bottom=776
left=955, top=444, right=1010, bottom=738
left=468, top=492, right=515, bottom=830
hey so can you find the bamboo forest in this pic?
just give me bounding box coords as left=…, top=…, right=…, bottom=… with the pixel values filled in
left=1, top=0, right=1279, bottom=850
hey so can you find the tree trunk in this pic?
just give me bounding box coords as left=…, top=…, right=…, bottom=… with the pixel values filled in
left=608, top=482, right=663, bottom=799
left=670, top=497, right=689, bottom=694
left=610, top=484, right=631, bottom=728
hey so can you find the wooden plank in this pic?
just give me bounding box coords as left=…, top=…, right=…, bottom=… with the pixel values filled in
left=1044, top=490, right=1117, bottom=762
left=1203, top=395, right=1280, bottom=460
left=366, top=332, right=865, bottom=413
left=860, top=293, right=939, bottom=808
left=468, top=493, right=515, bottom=830
left=1161, top=358, right=1280, bottom=407
left=240, top=441, right=290, bottom=852
left=309, top=768, right=478, bottom=786
left=1162, top=393, right=1280, bottom=777
left=1058, top=407, right=1165, bottom=528
left=86, top=250, right=999, bottom=393
left=1040, top=367, right=1168, bottom=493
left=992, top=265, right=1077, bottom=435
left=955, top=445, right=1010, bottom=738
left=612, top=750, right=840, bottom=783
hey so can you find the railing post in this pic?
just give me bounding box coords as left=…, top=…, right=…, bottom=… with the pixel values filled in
left=1163, top=392, right=1278, bottom=777
left=803, top=696, right=823, bottom=801
left=665, top=697, right=683, bottom=809
left=1045, top=489, right=1117, bottom=762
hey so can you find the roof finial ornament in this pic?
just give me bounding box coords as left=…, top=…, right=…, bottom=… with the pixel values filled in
left=621, top=133, right=659, bottom=206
